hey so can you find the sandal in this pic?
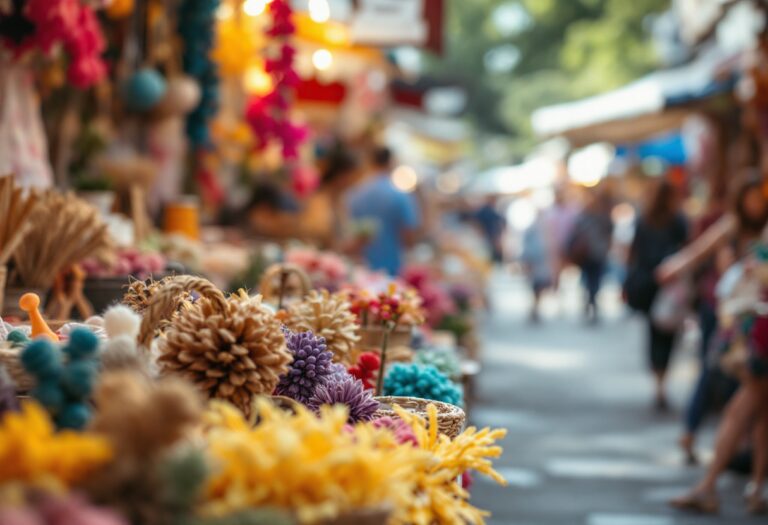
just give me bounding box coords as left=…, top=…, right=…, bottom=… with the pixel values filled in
left=744, top=483, right=767, bottom=515
left=669, top=490, right=720, bottom=514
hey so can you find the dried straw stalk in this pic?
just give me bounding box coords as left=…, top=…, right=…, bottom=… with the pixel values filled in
left=0, top=175, right=39, bottom=265
left=13, top=191, right=114, bottom=288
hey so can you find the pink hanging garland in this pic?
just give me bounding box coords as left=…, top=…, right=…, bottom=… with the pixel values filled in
left=245, top=0, right=308, bottom=160
left=1, top=0, right=107, bottom=89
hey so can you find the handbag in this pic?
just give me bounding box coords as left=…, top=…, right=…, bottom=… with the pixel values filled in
left=650, top=278, right=692, bottom=331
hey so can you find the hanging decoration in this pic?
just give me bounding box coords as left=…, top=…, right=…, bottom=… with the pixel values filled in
left=0, top=0, right=107, bottom=89
left=177, top=0, right=221, bottom=147
left=245, top=0, right=308, bottom=160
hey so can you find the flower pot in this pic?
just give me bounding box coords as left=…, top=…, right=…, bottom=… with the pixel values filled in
left=358, top=325, right=412, bottom=350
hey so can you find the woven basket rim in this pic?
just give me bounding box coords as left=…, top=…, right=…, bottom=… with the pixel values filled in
left=374, top=395, right=464, bottom=415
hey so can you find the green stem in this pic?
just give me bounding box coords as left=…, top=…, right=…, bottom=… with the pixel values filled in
left=375, top=321, right=394, bottom=396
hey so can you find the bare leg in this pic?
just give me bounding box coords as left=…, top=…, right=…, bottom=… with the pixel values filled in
left=747, top=379, right=768, bottom=513
left=697, top=385, right=759, bottom=493
left=671, top=384, right=759, bottom=513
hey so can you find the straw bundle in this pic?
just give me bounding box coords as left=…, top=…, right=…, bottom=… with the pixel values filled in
left=0, top=175, right=39, bottom=266
left=13, top=191, right=114, bottom=288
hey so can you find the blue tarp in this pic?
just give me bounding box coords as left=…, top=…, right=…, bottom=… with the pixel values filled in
left=616, top=132, right=687, bottom=165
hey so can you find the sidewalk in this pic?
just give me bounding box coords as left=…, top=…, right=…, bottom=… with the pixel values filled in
left=471, top=270, right=763, bottom=525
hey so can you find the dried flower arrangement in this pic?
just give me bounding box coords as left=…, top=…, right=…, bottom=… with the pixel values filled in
left=158, top=291, right=291, bottom=417
left=283, top=290, right=360, bottom=365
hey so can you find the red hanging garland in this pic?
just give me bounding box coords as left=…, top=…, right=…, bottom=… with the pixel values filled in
left=244, top=0, right=308, bottom=160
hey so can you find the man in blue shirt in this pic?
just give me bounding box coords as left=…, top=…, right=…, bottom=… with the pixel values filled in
left=346, top=147, right=421, bottom=275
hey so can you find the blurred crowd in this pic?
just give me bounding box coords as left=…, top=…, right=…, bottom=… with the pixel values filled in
left=516, top=171, right=768, bottom=515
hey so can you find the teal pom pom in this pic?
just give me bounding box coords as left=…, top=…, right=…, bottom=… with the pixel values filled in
left=32, top=383, right=65, bottom=413
left=122, top=68, right=167, bottom=111
left=384, top=363, right=463, bottom=406
left=56, top=402, right=91, bottom=430
left=63, top=328, right=100, bottom=360
left=414, top=349, right=462, bottom=381
left=61, top=360, right=97, bottom=399
left=6, top=329, right=30, bottom=347
left=21, top=340, right=62, bottom=378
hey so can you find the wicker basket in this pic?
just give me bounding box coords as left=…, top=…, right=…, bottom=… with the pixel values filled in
left=258, top=263, right=311, bottom=309
left=374, top=396, right=466, bottom=439
left=0, top=343, right=34, bottom=392
left=321, top=507, right=391, bottom=525
left=137, top=275, right=227, bottom=349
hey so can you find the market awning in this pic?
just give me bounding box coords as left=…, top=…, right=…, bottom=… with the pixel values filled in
left=531, top=47, right=736, bottom=147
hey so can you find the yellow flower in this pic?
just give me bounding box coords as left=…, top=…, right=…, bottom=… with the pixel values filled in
left=391, top=404, right=508, bottom=525
left=0, top=402, right=112, bottom=489
left=202, top=400, right=431, bottom=523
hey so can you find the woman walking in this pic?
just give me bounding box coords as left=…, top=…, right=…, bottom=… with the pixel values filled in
left=625, top=179, right=688, bottom=410
left=664, top=173, right=768, bottom=514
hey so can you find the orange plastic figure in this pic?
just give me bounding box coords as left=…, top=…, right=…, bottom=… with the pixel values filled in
left=19, top=293, right=59, bottom=341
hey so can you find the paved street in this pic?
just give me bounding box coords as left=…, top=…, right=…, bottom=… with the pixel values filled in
left=470, top=270, right=764, bottom=525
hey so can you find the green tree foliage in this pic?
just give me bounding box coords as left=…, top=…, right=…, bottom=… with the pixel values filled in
left=426, top=0, right=669, bottom=161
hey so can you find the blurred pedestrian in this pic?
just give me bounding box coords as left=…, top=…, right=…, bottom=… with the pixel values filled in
left=667, top=173, right=768, bottom=514
left=346, top=146, right=421, bottom=276
left=470, top=196, right=507, bottom=264
left=521, top=212, right=554, bottom=323
left=566, top=185, right=614, bottom=324
left=542, top=185, right=580, bottom=289
left=625, top=179, right=688, bottom=411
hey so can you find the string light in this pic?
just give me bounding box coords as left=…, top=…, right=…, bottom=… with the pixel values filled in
left=243, top=0, right=268, bottom=17
left=308, top=0, right=330, bottom=23
left=312, top=48, right=333, bottom=71
left=392, top=165, right=418, bottom=193
left=243, top=64, right=273, bottom=95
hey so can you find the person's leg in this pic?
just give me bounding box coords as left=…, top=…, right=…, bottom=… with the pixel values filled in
left=682, top=367, right=712, bottom=463
left=747, top=377, right=768, bottom=513
left=649, top=322, right=675, bottom=409
left=583, top=261, right=603, bottom=323
left=681, top=305, right=719, bottom=461
left=671, top=384, right=759, bottom=512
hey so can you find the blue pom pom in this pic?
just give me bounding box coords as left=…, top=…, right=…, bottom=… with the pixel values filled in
left=56, top=403, right=91, bottom=430
left=6, top=329, right=30, bottom=347
left=384, top=363, right=463, bottom=406
left=21, top=340, right=62, bottom=378
left=61, top=360, right=97, bottom=399
left=63, top=328, right=99, bottom=360
left=32, top=383, right=65, bottom=413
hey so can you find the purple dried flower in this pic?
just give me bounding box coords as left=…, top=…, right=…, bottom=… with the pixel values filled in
left=275, top=330, right=334, bottom=404
left=308, top=376, right=380, bottom=424
left=329, top=362, right=350, bottom=382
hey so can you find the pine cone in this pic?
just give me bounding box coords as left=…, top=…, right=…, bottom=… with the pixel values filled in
left=284, top=290, right=360, bottom=365
left=158, top=293, right=290, bottom=416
